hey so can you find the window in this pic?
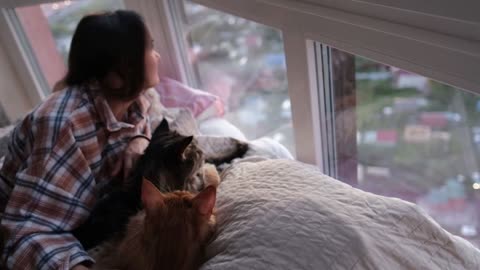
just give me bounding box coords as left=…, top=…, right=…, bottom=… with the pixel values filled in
left=318, top=44, right=480, bottom=247
left=15, top=0, right=124, bottom=91
left=175, top=1, right=295, bottom=154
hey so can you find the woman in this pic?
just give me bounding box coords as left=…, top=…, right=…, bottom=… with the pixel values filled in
left=0, top=10, right=160, bottom=270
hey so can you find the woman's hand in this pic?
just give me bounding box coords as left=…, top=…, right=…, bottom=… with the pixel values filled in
left=113, top=136, right=150, bottom=180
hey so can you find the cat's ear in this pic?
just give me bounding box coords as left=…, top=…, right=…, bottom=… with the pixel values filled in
left=141, top=178, right=165, bottom=212
left=172, top=136, right=193, bottom=157
left=193, top=185, right=216, bottom=216
left=152, top=118, right=170, bottom=138
left=158, top=118, right=169, bottom=132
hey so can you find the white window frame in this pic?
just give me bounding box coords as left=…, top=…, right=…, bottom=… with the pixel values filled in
left=123, top=0, right=192, bottom=83
left=125, top=0, right=332, bottom=166
left=0, top=7, right=46, bottom=120
left=136, top=0, right=479, bottom=168
left=1, top=0, right=479, bottom=172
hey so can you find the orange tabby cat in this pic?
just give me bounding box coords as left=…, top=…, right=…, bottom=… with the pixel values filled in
left=92, top=179, right=217, bottom=270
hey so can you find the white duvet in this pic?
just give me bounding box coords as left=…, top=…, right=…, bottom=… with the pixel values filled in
left=201, top=159, right=480, bottom=270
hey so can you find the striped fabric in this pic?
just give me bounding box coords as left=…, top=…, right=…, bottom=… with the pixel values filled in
left=0, top=86, right=151, bottom=270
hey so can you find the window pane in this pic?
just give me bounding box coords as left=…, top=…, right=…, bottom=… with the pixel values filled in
left=328, top=46, right=480, bottom=247
left=16, top=0, right=124, bottom=90
left=180, top=1, right=294, bottom=154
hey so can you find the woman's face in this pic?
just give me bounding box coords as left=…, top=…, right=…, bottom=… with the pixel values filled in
left=144, top=33, right=161, bottom=89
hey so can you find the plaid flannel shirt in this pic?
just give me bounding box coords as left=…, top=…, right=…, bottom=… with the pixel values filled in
left=0, top=85, right=151, bottom=270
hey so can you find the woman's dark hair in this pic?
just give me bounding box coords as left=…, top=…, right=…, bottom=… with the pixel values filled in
left=65, top=10, right=148, bottom=100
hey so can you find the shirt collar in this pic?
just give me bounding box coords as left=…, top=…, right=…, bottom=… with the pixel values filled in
left=85, top=86, right=151, bottom=132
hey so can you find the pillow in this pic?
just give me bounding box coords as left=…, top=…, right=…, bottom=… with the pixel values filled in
left=154, top=77, right=224, bottom=120
left=198, top=117, right=247, bottom=141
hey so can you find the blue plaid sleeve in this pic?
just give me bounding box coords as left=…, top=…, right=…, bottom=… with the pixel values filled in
left=1, top=119, right=97, bottom=270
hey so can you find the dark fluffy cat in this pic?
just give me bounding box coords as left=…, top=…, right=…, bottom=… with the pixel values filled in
left=92, top=179, right=217, bottom=270
left=72, top=119, right=241, bottom=250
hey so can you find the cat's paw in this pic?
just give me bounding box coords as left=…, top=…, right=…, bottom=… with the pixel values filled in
left=203, top=164, right=220, bottom=188
left=186, top=164, right=220, bottom=192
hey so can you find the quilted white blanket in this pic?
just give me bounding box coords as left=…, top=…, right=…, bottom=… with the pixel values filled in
left=201, top=159, right=480, bottom=270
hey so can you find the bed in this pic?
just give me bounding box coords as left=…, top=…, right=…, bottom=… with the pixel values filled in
left=201, top=158, right=480, bottom=269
